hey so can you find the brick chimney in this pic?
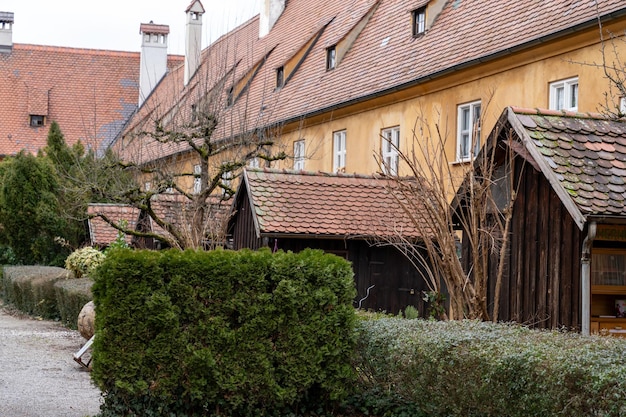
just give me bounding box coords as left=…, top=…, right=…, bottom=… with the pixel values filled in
left=184, top=0, right=205, bottom=86
left=139, top=22, right=169, bottom=107
left=0, top=12, right=14, bottom=54
left=259, top=0, right=286, bottom=38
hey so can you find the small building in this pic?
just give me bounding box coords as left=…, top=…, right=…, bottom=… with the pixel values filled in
left=228, top=168, right=434, bottom=314
left=456, top=106, right=626, bottom=335
left=87, top=204, right=140, bottom=248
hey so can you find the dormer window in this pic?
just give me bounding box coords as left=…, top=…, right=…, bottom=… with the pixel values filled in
left=30, top=115, right=45, bottom=127
left=412, top=7, right=426, bottom=36
left=191, top=12, right=199, bottom=20
left=226, top=86, right=234, bottom=106
left=326, top=46, right=336, bottom=70
left=276, top=66, right=284, bottom=89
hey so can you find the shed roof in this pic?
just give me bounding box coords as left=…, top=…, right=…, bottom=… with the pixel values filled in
left=237, top=168, right=429, bottom=239
left=495, top=107, right=626, bottom=229
left=87, top=204, right=140, bottom=247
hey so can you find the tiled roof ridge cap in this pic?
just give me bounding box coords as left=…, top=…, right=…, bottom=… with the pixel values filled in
left=246, top=167, right=415, bottom=180
left=88, top=203, right=135, bottom=207
left=13, top=43, right=141, bottom=57
left=509, top=106, right=616, bottom=121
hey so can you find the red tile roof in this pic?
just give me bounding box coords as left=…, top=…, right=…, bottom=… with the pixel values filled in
left=87, top=204, right=140, bottom=247
left=240, top=168, right=429, bottom=239
left=503, top=107, right=626, bottom=228
left=0, top=44, right=183, bottom=156
left=117, top=0, right=626, bottom=163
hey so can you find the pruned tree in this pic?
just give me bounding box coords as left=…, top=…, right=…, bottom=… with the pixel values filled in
left=76, top=31, right=289, bottom=250
left=375, top=101, right=523, bottom=321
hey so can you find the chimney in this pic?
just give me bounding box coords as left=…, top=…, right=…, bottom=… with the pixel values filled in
left=259, top=0, right=286, bottom=38
left=139, top=22, right=169, bottom=107
left=0, top=12, right=14, bottom=54
left=184, top=0, right=205, bottom=86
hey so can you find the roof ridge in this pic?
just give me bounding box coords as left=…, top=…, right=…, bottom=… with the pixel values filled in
left=510, top=106, right=614, bottom=121
left=246, top=167, right=384, bottom=179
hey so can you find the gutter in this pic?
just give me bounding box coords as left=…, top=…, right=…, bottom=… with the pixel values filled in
left=581, top=221, right=597, bottom=336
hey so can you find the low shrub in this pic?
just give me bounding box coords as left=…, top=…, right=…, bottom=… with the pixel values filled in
left=54, top=277, right=93, bottom=329
left=351, top=319, right=626, bottom=417
left=1, top=265, right=71, bottom=319
left=91, top=248, right=357, bottom=417
left=65, top=246, right=105, bottom=278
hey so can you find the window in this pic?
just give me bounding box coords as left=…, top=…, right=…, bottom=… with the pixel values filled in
left=221, top=169, right=232, bottom=196
left=412, top=7, right=426, bottom=36
left=30, top=115, right=45, bottom=127
left=144, top=181, right=151, bottom=191
left=457, top=101, right=481, bottom=161
left=381, top=126, right=400, bottom=175
left=226, top=87, right=234, bottom=106
left=193, top=164, right=202, bottom=194
left=620, top=97, right=626, bottom=115
left=276, top=66, right=284, bottom=89
left=294, top=140, right=305, bottom=170
left=549, top=77, right=578, bottom=111
left=248, top=157, right=261, bottom=169
left=333, top=130, right=346, bottom=172
left=326, top=46, right=336, bottom=70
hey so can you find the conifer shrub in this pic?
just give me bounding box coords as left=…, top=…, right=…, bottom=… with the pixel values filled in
left=351, top=319, right=626, bottom=417
left=91, top=248, right=357, bottom=417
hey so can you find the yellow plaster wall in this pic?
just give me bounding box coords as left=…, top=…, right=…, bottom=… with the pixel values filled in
left=274, top=24, right=626, bottom=181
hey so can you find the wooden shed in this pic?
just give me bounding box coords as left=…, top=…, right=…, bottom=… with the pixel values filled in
left=228, top=168, right=434, bottom=314
left=457, top=106, right=626, bottom=334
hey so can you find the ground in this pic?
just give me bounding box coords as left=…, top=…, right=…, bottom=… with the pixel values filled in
left=0, top=302, right=102, bottom=417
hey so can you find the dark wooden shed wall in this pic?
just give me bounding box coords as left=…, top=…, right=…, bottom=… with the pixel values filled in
left=475, top=161, right=583, bottom=329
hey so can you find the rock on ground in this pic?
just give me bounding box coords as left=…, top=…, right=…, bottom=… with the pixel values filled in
left=0, top=303, right=102, bottom=417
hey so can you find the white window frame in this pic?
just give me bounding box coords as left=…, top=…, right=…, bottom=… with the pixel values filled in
left=327, top=46, right=337, bottom=70
left=248, top=157, right=260, bottom=169
left=333, top=130, right=347, bottom=172
left=457, top=101, right=481, bottom=162
left=549, top=77, right=578, bottom=111
left=381, top=126, right=400, bottom=175
left=193, top=164, right=202, bottom=194
left=294, top=140, right=305, bottom=170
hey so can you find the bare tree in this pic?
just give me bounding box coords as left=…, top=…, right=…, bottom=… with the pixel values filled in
left=375, top=100, right=523, bottom=321
left=80, top=29, right=289, bottom=250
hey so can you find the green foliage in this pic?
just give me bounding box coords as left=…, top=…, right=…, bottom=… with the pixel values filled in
left=352, top=319, right=626, bottom=417
left=65, top=246, right=106, bottom=278
left=0, top=151, right=70, bottom=265
left=103, top=222, right=130, bottom=255
left=91, top=248, right=357, bottom=417
left=402, top=305, right=419, bottom=319
left=53, top=277, right=93, bottom=329
left=1, top=265, right=71, bottom=319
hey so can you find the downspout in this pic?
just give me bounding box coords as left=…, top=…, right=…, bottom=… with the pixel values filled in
left=581, top=221, right=596, bottom=336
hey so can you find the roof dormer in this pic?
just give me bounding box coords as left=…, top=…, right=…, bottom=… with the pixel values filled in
left=412, top=0, right=447, bottom=36
left=259, top=0, right=286, bottom=38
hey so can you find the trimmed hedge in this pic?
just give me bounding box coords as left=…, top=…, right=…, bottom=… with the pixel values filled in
left=1, top=265, right=71, bottom=319
left=350, top=319, right=626, bottom=417
left=91, top=248, right=357, bottom=417
left=54, top=277, right=93, bottom=329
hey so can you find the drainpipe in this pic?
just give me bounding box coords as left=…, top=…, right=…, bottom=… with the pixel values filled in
left=581, top=221, right=596, bottom=336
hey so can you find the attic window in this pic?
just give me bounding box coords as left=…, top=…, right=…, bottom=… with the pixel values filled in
left=412, top=7, right=426, bottom=36
left=29, top=115, right=45, bottom=127
left=276, top=66, right=284, bottom=89
left=226, top=86, right=234, bottom=106
left=326, top=46, right=336, bottom=70
left=191, top=12, right=199, bottom=20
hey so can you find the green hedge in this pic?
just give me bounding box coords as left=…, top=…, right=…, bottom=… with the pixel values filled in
left=54, top=277, right=93, bottom=329
left=1, top=265, right=71, bottom=319
left=350, top=319, right=626, bottom=417
left=91, top=248, right=357, bottom=417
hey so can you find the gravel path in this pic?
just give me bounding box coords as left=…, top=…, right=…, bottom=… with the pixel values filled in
left=0, top=304, right=102, bottom=417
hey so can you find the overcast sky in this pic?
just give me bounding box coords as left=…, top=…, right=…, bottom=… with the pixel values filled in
left=2, top=0, right=261, bottom=55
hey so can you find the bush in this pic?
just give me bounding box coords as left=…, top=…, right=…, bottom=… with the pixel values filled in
left=350, top=319, right=626, bottom=417
left=65, top=246, right=105, bottom=278
left=91, top=248, right=357, bottom=417
left=1, top=265, right=71, bottom=319
left=54, top=277, right=93, bottom=329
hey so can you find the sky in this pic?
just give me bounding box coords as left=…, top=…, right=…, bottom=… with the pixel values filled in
left=2, top=0, right=261, bottom=55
